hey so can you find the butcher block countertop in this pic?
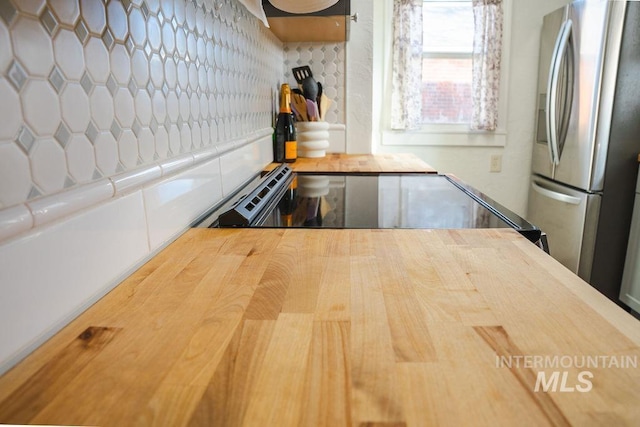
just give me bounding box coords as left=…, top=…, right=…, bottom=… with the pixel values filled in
left=264, top=153, right=437, bottom=174
left=1, top=228, right=639, bottom=426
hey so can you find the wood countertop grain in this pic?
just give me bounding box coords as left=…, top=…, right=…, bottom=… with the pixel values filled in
left=265, top=153, right=438, bottom=174
left=0, top=228, right=638, bottom=426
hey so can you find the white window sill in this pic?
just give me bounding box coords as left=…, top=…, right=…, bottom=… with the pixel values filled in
left=381, top=128, right=506, bottom=147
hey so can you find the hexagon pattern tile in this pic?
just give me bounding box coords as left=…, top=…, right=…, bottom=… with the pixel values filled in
left=93, top=131, right=118, bottom=176
left=13, top=0, right=46, bottom=18
left=106, top=0, right=127, bottom=42
left=0, top=79, right=22, bottom=140
left=118, top=129, right=138, bottom=168
left=89, top=86, right=115, bottom=131
left=0, top=143, right=31, bottom=208
left=84, top=37, right=110, bottom=84
left=0, top=0, right=283, bottom=209
left=48, top=0, right=80, bottom=27
left=0, top=22, right=12, bottom=73
left=138, top=127, right=155, bottom=163
left=60, top=83, right=90, bottom=133
left=65, top=134, right=96, bottom=183
left=109, top=44, right=131, bottom=85
left=30, top=138, right=67, bottom=194
left=284, top=42, right=346, bottom=124
left=53, top=29, right=85, bottom=81
left=12, top=15, right=54, bottom=77
left=80, top=0, right=106, bottom=35
left=21, top=79, right=61, bottom=136
left=114, top=88, right=135, bottom=128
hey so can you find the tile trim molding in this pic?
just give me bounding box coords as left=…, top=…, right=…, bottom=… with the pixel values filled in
left=1, top=127, right=274, bottom=241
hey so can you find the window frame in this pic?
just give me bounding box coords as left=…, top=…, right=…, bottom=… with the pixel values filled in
left=374, top=0, right=511, bottom=147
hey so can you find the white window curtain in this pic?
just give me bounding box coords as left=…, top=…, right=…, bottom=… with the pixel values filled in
left=471, top=0, right=503, bottom=131
left=391, top=0, right=423, bottom=130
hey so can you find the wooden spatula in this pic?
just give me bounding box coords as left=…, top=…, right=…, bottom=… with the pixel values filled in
left=319, top=94, right=331, bottom=121
left=291, top=93, right=308, bottom=121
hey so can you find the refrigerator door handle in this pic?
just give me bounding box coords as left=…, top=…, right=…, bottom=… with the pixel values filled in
left=546, top=19, right=573, bottom=166
left=531, top=180, right=581, bottom=205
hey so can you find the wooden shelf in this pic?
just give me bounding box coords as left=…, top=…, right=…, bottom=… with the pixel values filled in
left=267, top=15, right=349, bottom=42
left=263, top=0, right=351, bottom=42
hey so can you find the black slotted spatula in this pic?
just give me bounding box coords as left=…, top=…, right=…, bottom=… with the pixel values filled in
left=292, top=66, right=313, bottom=84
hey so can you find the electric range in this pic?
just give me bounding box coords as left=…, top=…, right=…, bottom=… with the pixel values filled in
left=196, top=164, right=544, bottom=248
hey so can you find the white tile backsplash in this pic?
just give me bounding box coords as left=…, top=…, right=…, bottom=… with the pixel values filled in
left=159, top=152, right=194, bottom=176
left=29, top=138, right=68, bottom=193
left=0, top=204, right=33, bottom=241
left=109, top=43, right=130, bottom=84
left=48, top=0, right=79, bottom=27
left=111, top=164, right=162, bottom=195
left=60, top=83, right=91, bottom=133
left=0, top=190, right=149, bottom=375
left=12, top=15, right=54, bottom=77
left=219, top=134, right=273, bottom=196
left=113, top=87, right=136, bottom=128
left=93, top=130, right=119, bottom=175
left=80, top=0, right=107, bottom=35
left=0, top=80, right=20, bottom=140
left=0, top=23, right=12, bottom=75
left=0, top=0, right=282, bottom=210
left=0, top=0, right=284, bottom=374
left=84, top=37, right=110, bottom=83
left=144, top=157, right=223, bottom=250
left=53, top=29, right=85, bottom=80
left=0, top=142, right=31, bottom=207
left=89, top=85, right=116, bottom=131
left=22, top=79, right=61, bottom=136
left=27, top=178, right=115, bottom=227
left=65, top=133, right=96, bottom=182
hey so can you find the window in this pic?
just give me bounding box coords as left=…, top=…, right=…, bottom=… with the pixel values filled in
left=422, top=1, right=474, bottom=125
left=376, top=0, right=509, bottom=147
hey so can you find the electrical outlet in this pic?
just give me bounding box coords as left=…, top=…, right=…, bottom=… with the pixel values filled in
left=490, top=155, right=502, bottom=173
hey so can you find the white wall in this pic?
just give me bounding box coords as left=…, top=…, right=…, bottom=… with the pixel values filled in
left=349, top=0, right=570, bottom=216
left=346, top=0, right=375, bottom=153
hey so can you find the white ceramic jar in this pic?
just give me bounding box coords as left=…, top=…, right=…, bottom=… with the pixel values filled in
left=296, top=121, right=330, bottom=158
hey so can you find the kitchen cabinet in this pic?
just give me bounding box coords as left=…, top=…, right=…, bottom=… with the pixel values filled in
left=620, top=161, right=640, bottom=314
left=262, top=0, right=352, bottom=42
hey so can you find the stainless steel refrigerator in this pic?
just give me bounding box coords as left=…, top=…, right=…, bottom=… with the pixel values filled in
left=527, top=0, right=640, bottom=304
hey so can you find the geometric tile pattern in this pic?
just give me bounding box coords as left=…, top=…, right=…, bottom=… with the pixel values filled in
left=284, top=41, right=346, bottom=124
left=0, top=0, right=283, bottom=209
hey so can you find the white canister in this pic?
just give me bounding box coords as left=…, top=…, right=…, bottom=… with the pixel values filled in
left=296, top=121, right=330, bottom=158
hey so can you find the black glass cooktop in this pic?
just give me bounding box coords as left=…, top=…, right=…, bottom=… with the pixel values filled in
left=198, top=169, right=541, bottom=244
left=262, top=174, right=512, bottom=229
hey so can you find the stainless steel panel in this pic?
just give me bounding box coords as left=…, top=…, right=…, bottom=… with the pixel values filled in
left=620, top=195, right=640, bottom=312
left=589, top=1, right=640, bottom=302
left=529, top=1, right=640, bottom=304
left=527, top=175, right=600, bottom=274
left=547, top=19, right=574, bottom=166
left=553, top=0, right=626, bottom=191
left=532, top=6, right=566, bottom=180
